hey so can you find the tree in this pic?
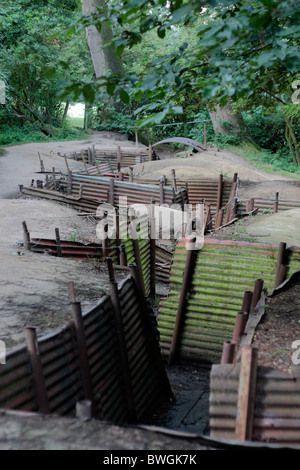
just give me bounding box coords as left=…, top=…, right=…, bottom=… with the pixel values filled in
left=0, top=0, right=92, bottom=135
left=73, top=0, right=299, bottom=161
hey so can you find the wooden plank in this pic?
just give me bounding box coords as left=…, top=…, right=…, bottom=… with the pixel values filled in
left=235, top=346, right=258, bottom=441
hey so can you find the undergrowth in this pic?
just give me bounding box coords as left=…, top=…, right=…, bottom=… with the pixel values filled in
left=219, top=142, right=300, bottom=180
left=0, top=125, right=89, bottom=146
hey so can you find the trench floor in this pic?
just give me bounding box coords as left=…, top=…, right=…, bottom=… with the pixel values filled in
left=145, top=364, right=211, bottom=436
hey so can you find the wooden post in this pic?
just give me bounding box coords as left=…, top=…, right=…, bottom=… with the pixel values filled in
left=232, top=311, right=249, bottom=343
left=25, top=327, right=50, bottom=414
left=81, top=152, right=88, bottom=174
left=150, top=216, right=156, bottom=295
left=171, top=169, right=177, bottom=192
left=22, top=221, right=31, bottom=251
left=132, top=237, right=146, bottom=296
left=216, top=174, right=223, bottom=213
left=205, top=204, right=213, bottom=231
left=148, top=143, right=152, bottom=161
left=68, top=170, right=73, bottom=195
left=119, top=244, right=127, bottom=266
left=109, top=178, right=115, bottom=205
left=275, top=264, right=288, bottom=288
left=168, top=237, right=197, bottom=366
left=117, top=146, right=121, bottom=175
left=251, top=279, right=264, bottom=311
left=64, top=155, right=70, bottom=172
left=215, top=208, right=224, bottom=229
left=135, top=130, right=139, bottom=147
left=55, top=228, right=62, bottom=257
left=273, top=192, right=279, bottom=213
left=38, top=152, right=45, bottom=173
left=242, top=291, right=253, bottom=314
left=94, top=156, right=101, bottom=175
left=221, top=340, right=236, bottom=364
left=275, top=242, right=287, bottom=288
left=235, top=346, right=258, bottom=441
left=79, top=184, right=84, bottom=199
left=204, top=121, right=207, bottom=147
left=159, top=176, right=165, bottom=205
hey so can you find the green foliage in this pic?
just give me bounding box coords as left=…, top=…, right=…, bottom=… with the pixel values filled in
left=0, top=0, right=92, bottom=136
left=72, top=0, right=300, bottom=126
left=226, top=143, right=300, bottom=178
left=0, top=124, right=88, bottom=146
left=244, top=110, right=300, bottom=154
left=215, top=132, right=243, bottom=147
left=94, top=104, right=136, bottom=137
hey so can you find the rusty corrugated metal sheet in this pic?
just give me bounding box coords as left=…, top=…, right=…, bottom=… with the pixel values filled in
left=38, top=325, right=83, bottom=416
left=238, top=198, right=300, bottom=215
left=210, top=363, right=300, bottom=445
left=75, top=147, right=157, bottom=170
left=118, top=278, right=167, bottom=421
left=20, top=186, right=100, bottom=213
left=0, top=347, right=37, bottom=412
left=158, top=239, right=280, bottom=363
left=66, top=174, right=185, bottom=206
left=156, top=245, right=173, bottom=283
left=82, top=295, right=128, bottom=424
left=30, top=238, right=102, bottom=259
left=0, top=277, right=171, bottom=425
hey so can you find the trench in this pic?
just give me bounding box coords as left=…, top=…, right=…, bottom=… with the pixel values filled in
left=145, top=363, right=211, bottom=436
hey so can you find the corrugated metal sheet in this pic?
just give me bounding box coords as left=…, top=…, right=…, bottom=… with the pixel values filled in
left=73, top=147, right=157, bottom=171
left=38, top=325, right=83, bottom=416
left=238, top=198, right=300, bottom=215
left=0, top=277, right=171, bottom=425
left=0, top=347, right=37, bottom=412
left=118, top=278, right=166, bottom=421
left=82, top=295, right=128, bottom=424
left=30, top=238, right=102, bottom=259
left=62, top=174, right=187, bottom=206
left=20, top=186, right=100, bottom=213
left=156, top=245, right=173, bottom=283
left=210, top=363, right=300, bottom=445
left=158, top=239, right=280, bottom=363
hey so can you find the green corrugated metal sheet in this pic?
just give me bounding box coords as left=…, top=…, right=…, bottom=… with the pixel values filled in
left=158, top=238, right=281, bottom=363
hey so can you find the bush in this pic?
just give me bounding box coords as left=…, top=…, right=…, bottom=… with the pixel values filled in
left=215, top=132, right=244, bottom=147
left=244, top=110, right=300, bottom=154
left=94, top=105, right=135, bottom=139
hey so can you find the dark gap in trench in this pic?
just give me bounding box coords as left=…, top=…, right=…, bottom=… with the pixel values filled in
left=143, top=362, right=211, bottom=436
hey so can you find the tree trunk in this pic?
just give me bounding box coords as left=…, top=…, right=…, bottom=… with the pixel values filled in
left=209, top=102, right=258, bottom=147
left=81, top=0, right=124, bottom=80
left=62, top=100, right=70, bottom=123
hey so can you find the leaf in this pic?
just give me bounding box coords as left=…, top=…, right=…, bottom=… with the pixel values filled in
left=133, top=89, right=144, bottom=101
left=107, top=83, right=116, bottom=95
left=157, top=27, right=166, bottom=39
left=119, top=88, right=130, bottom=104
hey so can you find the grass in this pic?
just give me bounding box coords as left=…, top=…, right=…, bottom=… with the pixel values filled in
left=224, top=142, right=300, bottom=180
left=0, top=122, right=90, bottom=147
left=66, top=116, right=84, bottom=129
